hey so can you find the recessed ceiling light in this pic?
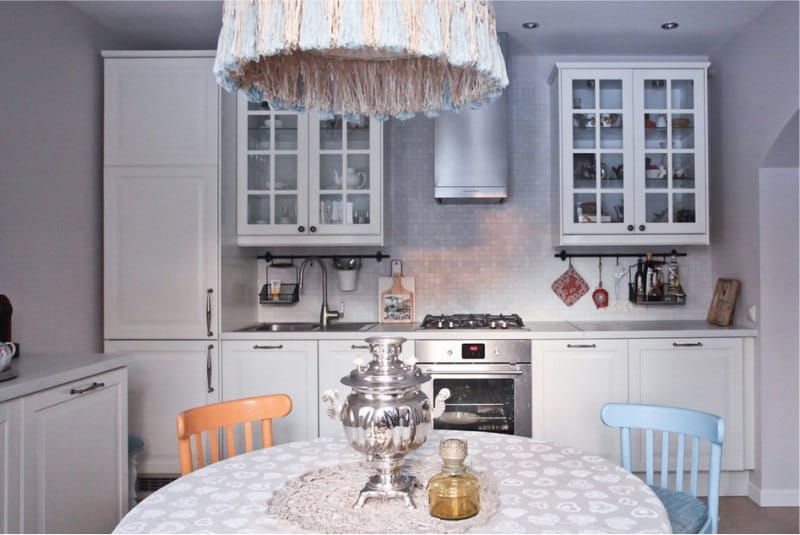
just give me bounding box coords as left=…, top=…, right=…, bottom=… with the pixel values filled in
left=661, top=21, right=680, bottom=30
left=522, top=22, right=539, bottom=29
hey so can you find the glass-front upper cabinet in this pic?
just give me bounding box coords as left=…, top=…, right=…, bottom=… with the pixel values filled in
left=561, top=69, right=634, bottom=235
left=308, top=110, right=382, bottom=236
left=237, top=99, right=308, bottom=233
left=554, top=63, right=709, bottom=246
left=634, top=69, right=706, bottom=236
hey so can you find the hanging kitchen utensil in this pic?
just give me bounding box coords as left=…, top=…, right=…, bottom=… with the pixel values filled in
left=614, top=257, right=627, bottom=302
left=551, top=259, right=589, bottom=306
left=592, top=257, right=609, bottom=309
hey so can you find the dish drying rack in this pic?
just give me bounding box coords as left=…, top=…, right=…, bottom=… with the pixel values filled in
left=259, top=261, right=299, bottom=305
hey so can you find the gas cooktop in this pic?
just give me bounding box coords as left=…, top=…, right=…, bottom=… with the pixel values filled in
left=418, top=313, right=525, bottom=330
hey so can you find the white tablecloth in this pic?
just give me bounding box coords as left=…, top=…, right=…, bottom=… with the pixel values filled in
left=114, top=431, right=671, bottom=533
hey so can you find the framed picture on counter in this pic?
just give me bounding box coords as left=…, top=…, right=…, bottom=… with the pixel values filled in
left=707, top=278, right=740, bottom=326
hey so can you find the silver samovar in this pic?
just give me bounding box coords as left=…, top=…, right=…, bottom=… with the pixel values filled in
left=322, top=336, right=450, bottom=509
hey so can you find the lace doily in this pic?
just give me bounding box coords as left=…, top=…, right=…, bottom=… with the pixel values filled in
left=266, top=459, right=499, bottom=533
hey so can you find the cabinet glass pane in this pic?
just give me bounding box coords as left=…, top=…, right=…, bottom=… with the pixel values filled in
left=320, top=193, right=344, bottom=225
left=572, top=79, right=595, bottom=109
left=274, top=155, right=298, bottom=190
left=320, top=117, right=343, bottom=150
left=275, top=195, right=297, bottom=225
left=599, top=80, right=623, bottom=109
left=573, top=153, right=596, bottom=189
left=573, top=114, right=596, bottom=149
left=645, top=153, right=668, bottom=188
left=600, top=113, right=622, bottom=149
left=320, top=154, right=343, bottom=190
left=348, top=193, right=371, bottom=224
left=347, top=118, right=370, bottom=150
left=247, top=155, right=270, bottom=190
left=673, top=193, right=696, bottom=223
left=274, top=115, right=298, bottom=150
left=248, top=116, right=270, bottom=150
left=644, top=114, right=668, bottom=148
left=672, top=153, right=695, bottom=189
left=601, top=193, right=624, bottom=223
left=644, top=79, right=667, bottom=109
left=672, top=113, right=694, bottom=149
left=600, top=153, right=624, bottom=188
left=645, top=193, right=668, bottom=223
left=247, top=194, right=270, bottom=224
left=574, top=193, right=596, bottom=223
left=671, top=80, right=694, bottom=109
left=345, top=154, right=370, bottom=190
left=248, top=101, right=271, bottom=111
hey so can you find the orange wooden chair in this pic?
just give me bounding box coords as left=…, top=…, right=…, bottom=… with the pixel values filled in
left=176, top=394, right=292, bottom=475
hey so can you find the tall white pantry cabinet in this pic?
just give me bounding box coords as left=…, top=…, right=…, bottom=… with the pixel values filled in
left=102, top=51, right=221, bottom=476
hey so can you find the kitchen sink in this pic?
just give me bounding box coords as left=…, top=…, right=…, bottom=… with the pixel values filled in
left=236, top=322, right=377, bottom=332
left=237, top=322, right=322, bottom=332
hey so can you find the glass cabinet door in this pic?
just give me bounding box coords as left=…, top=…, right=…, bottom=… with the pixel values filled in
left=635, top=70, right=706, bottom=233
left=309, top=112, right=381, bottom=235
left=563, top=70, right=633, bottom=234
left=238, top=98, right=308, bottom=233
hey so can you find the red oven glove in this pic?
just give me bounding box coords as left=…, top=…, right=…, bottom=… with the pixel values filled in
left=551, top=262, right=589, bottom=306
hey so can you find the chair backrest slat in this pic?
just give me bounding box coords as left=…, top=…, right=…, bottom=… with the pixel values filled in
left=176, top=394, right=293, bottom=475
left=601, top=403, right=725, bottom=534
left=675, top=433, right=685, bottom=492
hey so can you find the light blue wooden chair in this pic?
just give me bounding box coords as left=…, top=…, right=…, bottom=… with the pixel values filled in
left=601, top=403, right=724, bottom=534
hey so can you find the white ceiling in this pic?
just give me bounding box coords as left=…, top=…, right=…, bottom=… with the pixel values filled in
left=70, top=0, right=773, bottom=56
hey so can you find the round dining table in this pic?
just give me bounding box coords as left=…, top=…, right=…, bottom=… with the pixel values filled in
left=113, top=430, right=671, bottom=534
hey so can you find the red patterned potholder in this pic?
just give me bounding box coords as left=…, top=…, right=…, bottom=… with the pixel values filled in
left=551, top=262, right=589, bottom=306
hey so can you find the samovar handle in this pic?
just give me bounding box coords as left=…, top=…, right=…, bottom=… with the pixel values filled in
left=431, top=388, right=451, bottom=419
left=321, top=389, right=342, bottom=420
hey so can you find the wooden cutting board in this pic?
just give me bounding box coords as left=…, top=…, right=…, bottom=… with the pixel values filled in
left=378, top=273, right=415, bottom=323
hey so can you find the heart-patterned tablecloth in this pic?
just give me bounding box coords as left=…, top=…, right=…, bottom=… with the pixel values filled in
left=114, top=431, right=671, bottom=534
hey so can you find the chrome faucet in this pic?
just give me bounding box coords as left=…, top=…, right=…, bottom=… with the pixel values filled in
left=299, top=258, right=342, bottom=327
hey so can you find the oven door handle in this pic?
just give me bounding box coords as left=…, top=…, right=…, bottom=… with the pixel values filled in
left=420, top=367, right=525, bottom=376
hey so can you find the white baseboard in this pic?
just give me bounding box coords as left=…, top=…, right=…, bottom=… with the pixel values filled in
left=748, top=482, right=800, bottom=506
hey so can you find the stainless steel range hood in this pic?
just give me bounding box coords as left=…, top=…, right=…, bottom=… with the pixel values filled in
left=434, top=33, right=509, bottom=203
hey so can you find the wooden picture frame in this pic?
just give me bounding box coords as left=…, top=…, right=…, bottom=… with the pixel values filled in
left=707, top=278, right=740, bottom=326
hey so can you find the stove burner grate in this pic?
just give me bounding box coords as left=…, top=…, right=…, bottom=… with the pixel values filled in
left=419, top=313, right=524, bottom=330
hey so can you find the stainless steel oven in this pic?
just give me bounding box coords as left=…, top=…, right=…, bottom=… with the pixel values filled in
left=415, top=339, right=532, bottom=437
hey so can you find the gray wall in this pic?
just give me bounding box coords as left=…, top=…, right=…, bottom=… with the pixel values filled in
left=708, top=1, right=799, bottom=504
left=0, top=2, right=128, bottom=353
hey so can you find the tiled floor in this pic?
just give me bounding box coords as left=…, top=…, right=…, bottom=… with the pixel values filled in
left=718, top=497, right=799, bottom=533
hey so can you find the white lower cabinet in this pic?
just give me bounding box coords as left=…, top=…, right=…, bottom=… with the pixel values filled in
left=0, top=399, right=20, bottom=534
left=20, top=368, right=128, bottom=533
left=104, top=341, right=220, bottom=475
left=317, top=340, right=375, bottom=438
left=533, top=340, right=629, bottom=461
left=629, top=338, right=747, bottom=471
left=221, top=341, right=317, bottom=444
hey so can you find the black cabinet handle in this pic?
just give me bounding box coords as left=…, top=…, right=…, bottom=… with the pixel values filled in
left=567, top=344, right=597, bottom=349
left=310, top=226, right=317, bottom=233
left=298, top=226, right=305, bottom=233
left=673, top=341, right=703, bottom=347
left=206, top=344, right=215, bottom=394
left=627, top=225, right=634, bottom=231
left=254, top=344, right=284, bottom=350
left=206, top=288, right=214, bottom=337
left=351, top=344, right=370, bottom=349
left=70, top=382, right=105, bottom=395
left=639, top=225, right=646, bottom=231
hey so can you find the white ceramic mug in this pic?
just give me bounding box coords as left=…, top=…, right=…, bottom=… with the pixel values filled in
left=0, top=342, right=16, bottom=372
left=346, top=168, right=367, bottom=189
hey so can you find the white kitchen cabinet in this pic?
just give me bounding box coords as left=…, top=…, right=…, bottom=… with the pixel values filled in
left=0, top=399, right=20, bottom=534
left=221, top=341, right=318, bottom=444
left=317, top=340, right=374, bottom=438
left=532, top=340, right=628, bottom=461
left=553, top=62, right=709, bottom=246
left=104, top=165, right=219, bottom=339
left=629, top=338, right=747, bottom=471
left=20, top=368, right=127, bottom=534
left=104, top=341, right=220, bottom=476
left=236, top=94, right=384, bottom=246
left=104, top=54, right=218, bottom=166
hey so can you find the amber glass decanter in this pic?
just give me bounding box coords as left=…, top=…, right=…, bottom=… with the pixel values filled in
left=427, top=438, right=480, bottom=520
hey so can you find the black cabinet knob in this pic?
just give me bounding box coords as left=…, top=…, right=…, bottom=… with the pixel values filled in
left=310, top=226, right=317, bottom=233
left=298, top=226, right=305, bottom=233
left=627, top=225, right=634, bottom=231
left=639, top=225, right=646, bottom=231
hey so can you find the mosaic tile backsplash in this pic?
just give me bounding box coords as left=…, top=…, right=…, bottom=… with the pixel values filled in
left=258, top=55, right=713, bottom=325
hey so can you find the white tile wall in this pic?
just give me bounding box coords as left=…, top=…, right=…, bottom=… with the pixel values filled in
left=258, top=55, right=713, bottom=325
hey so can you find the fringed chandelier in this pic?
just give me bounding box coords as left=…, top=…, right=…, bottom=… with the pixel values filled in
left=213, top=0, right=509, bottom=120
